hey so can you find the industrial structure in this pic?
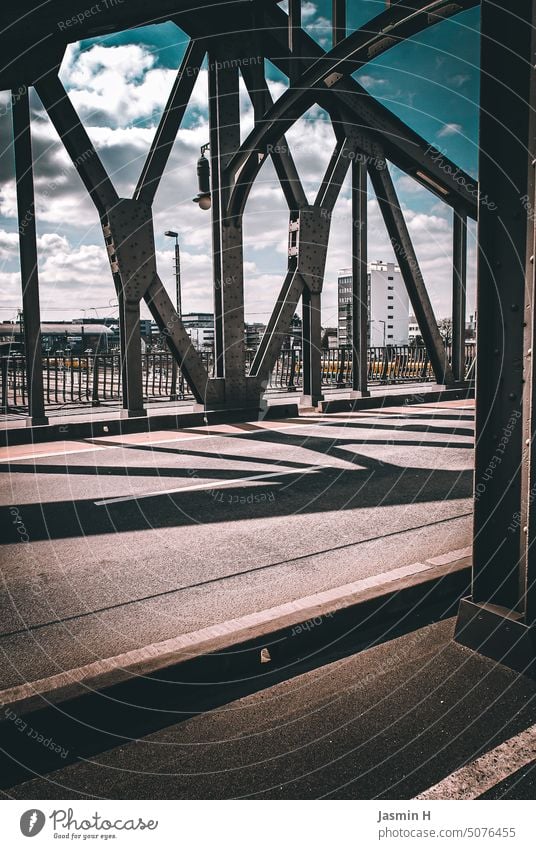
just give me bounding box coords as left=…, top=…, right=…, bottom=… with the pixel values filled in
left=2, top=0, right=535, bottom=695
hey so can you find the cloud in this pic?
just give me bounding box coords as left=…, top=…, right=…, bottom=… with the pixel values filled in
left=0, top=38, right=477, bottom=326
left=357, top=75, right=388, bottom=90
left=438, top=122, right=463, bottom=138
left=448, top=74, right=471, bottom=88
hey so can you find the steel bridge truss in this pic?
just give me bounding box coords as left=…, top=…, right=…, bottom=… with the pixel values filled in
left=7, top=0, right=536, bottom=678
left=10, top=0, right=478, bottom=422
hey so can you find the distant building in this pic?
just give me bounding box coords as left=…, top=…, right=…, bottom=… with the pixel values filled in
left=466, top=312, right=477, bottom=339
left=245, top=322, right=266, bottom=350
left=0, top=321, right=113, bottom=354
left=408, top=316, right=421, bottom=343
left=338, top=261, right=409, bottom=348
left=321, top=327, right=338, bottom=349
left=181, top=313, right=214, bottom=352
left=337, top=270, right=353, bottom=347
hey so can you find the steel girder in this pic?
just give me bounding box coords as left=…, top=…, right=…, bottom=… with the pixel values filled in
left=452, top=210, right=468, bottom=383
left=7, top=0, right=476, bottom=418
left=455, top=0, right=536, bottom=675
left=34, top=68, right=220, bottom=412
left=11, top=90, right=48, bottom=426
left=368, top=158, right=454, bottom=385
left=227, top=0, right=479, bottom=220
left=351, top=159, right=369, bottom=398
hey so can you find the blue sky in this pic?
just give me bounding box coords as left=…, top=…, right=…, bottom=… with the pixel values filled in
left=0, top=2, right=480, bottom=327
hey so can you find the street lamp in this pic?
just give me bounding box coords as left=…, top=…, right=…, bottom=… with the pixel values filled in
left=164, top=230, right=183, bottom=401
left=192, top=143, right=211, bottom=210
left=372, top=319, right=386, bottom=347
left=164, top=230, right=182, bottom=318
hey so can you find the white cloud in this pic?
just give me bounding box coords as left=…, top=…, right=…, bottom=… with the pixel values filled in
left=0, top=40, right=477, bottom=326
left=438, top=122, right=463, bottom=138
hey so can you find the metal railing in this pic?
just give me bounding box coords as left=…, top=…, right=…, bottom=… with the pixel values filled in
left=1, top=345, right=475, bottom=413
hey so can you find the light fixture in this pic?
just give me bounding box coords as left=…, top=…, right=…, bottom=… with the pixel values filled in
left=415, top=170, right=449, bottom=196
left=192, top=143, right=211, bottom=210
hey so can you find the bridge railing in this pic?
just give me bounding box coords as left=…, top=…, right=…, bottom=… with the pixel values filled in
left=0, top=345, right=475, bottom=413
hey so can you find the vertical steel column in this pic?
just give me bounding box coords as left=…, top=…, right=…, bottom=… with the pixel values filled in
left=332, top=0, right=346, bottom=46
left=116, top=289, right=145, bottom=417
left=302, top=288, right=323, bottom=407
left=288, top=0, right=302, bottom=83
left=455, top=0, right=536, bottom=675
left=12, top=88, right=48, bottom=426
left=520, top=4, right=536, bottom=629
left=351, top=159, right=370, bottom=397
left=208, top=51, right=245, bottom=406
left=452, top=209, right=467, bottom=382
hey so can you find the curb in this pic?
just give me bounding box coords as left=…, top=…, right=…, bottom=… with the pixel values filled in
left=0, top=552, right=471, bottom=790
left=320, top=386, right=474, bottom=413
left=0, top=552, right=471, bottom=719
left=0, top=402, right=299, bottom=447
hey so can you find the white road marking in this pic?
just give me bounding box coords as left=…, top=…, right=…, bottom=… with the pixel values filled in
left=0, top=445, right=108, bottom=463
left=415, top=723, right=536, bottom=800
left=94, top=464, right=331, bottom=506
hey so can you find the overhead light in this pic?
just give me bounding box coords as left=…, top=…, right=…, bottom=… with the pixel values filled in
left=192, top=143, right=211, bottom=210
left=416, top=170, right=449, bottom=196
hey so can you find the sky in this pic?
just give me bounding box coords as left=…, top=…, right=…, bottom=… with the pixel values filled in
left=0, top=1, right=480, bottom=330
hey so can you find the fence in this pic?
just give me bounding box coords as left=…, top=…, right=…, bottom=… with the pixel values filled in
left=1, top=345, right=475, bottom=413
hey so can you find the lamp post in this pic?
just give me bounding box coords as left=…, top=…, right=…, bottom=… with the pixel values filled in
left=164, top=230, right=182, bottom=400
left=164, top=230, right=181, bottom=318
left=372, top=319, right=386, bottom=347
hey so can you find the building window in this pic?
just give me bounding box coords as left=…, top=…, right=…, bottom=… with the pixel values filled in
left=388, top=276, right=393, bottom=280
left=387, top=334, right=394, bottom=339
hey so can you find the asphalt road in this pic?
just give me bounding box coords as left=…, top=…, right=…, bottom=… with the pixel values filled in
left=0, top=401, right=474, bottom=689
left=4, top=618, right=536, bottom=800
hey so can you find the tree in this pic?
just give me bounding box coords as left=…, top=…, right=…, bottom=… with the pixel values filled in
left=438, top=317, right=453, bottom=345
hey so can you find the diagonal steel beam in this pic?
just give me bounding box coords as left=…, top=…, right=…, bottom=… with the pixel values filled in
left=135, top=39, right=206, bottom=206
left=34, top=74, right=119, bottom=217
left=228, top=0, right=478, bottom=219
left=145, top=274, right=220, bottom=406
left=35, top=74, right=212, bottom=406
left=240, top=61, right=308, bottom=212
left=314, top=134, right=353, bottom=211
left=249, top=263, right=305, bottom=381
left=368, top=159, right=454, bottom=386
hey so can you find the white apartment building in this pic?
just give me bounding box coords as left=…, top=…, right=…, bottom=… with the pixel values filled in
left=338, top=261, right=409, bottom=347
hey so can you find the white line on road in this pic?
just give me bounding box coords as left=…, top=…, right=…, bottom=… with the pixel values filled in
left=415, top=723, right=536, bottom=799
left=94, top=464, right=330, bottom=506
left=0, top=445, right=109, bottom=463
